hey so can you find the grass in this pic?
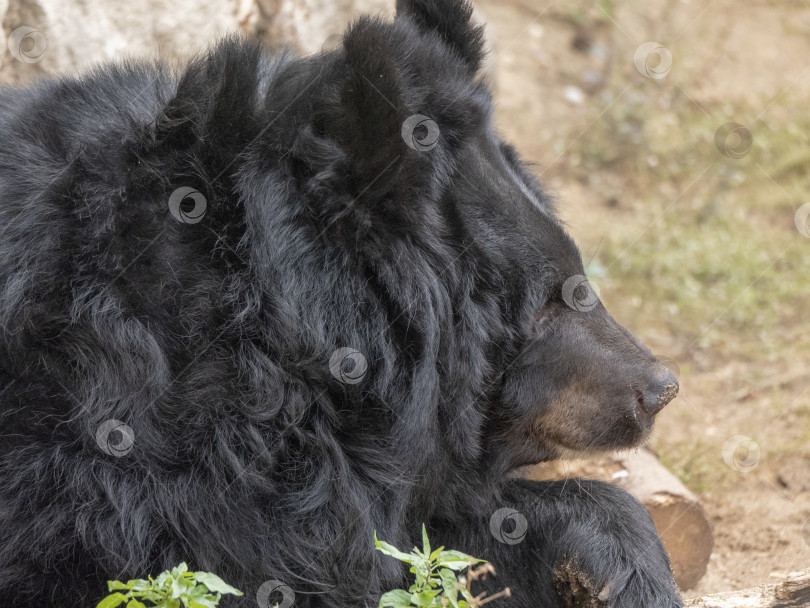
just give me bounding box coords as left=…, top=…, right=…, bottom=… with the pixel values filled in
left=568, top=84, right=810, bottom=359
left=657, top=440, right=716, bottom=495
left=558, top=66, right=810, bottom=493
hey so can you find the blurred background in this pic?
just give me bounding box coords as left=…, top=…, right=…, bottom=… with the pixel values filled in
left=2, top=0, right=809, bottom=599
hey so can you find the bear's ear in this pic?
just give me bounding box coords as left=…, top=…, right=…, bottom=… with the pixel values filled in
left=396, top=0, right=485, bottom=73
left=336, top=17, right=407, bottom=190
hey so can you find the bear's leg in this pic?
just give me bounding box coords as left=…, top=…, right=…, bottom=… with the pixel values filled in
left=429, top=478, right=683, bottom=608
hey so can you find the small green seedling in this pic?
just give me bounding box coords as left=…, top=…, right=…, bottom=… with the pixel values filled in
left=96, top=562, right=243, bottom=608
left=375, top=525, right=510, bottom=608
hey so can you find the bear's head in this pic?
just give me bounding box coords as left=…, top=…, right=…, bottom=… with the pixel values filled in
left=246, top=0, right=678, bottom=481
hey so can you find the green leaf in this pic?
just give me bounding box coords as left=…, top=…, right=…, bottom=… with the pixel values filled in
left=410, top=590, right=440, bottom=606
left=410, top=558, right=431, bottom=584
left=183, top=595, right=218, bottom=608
left=96, top=593, right=128, bottom=608
left=374, top=533, right=415, bottom=564
left=379, top=589, right=413, bottom=608
left=193, top=572, right=243, bottom=596
left=189, top=585, right=209, bottom=598
left=155, top=572, right=172, bottom=587
left=141, top=591, right=163, bottom=603
left=435, top=551, right=482, bottom=571
left=421, top=524, right=430, bottom=557
left=459, top=587, right=476, bottom=604
left=171, top=574, right=194, bottom=598
left=172, top=563, right=189, bottom=576
left=126, top=600, right=147, bottom=608
left=107, top=581, right=131, bottom=591
left=439, top=569, right=459, bottom=608
left=425, top=576, right=442, bottom=590
left=428, top=547, right=445, bottom=562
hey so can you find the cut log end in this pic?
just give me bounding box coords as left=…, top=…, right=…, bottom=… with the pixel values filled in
left=645, top=492, right=713, bottom=590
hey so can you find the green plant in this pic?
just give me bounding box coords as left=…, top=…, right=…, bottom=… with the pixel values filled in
left=375, top=525, right=510, bottom=608
left=96, top=563, right=243, bottom=608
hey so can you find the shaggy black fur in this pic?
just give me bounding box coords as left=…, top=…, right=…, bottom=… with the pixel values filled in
left=0, top=1, right=682, bottom=606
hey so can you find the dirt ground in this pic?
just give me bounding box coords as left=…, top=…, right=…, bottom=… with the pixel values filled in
left=477, top=0, right=810, bottom=597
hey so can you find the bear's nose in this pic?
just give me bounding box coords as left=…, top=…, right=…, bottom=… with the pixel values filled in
left=637, top=371, right=679, bottom=416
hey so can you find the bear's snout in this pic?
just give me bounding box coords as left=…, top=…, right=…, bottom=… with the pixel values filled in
left=636, top=370, right=679, bottom=416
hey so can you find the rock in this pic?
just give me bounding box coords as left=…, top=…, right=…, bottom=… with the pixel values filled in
left=1, top=0, right=240, bottom=82
left=1, top=0, right=494, bottom=84
left=259, top=0, right=393, bottom=55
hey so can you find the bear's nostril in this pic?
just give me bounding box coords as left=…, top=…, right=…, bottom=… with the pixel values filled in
left=639, top=372, right=679, bottom=416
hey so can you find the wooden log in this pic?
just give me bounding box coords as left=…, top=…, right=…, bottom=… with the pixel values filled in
left=523, top=447, right=713, bottom=590
left=685, top=568, right=810, bottom=607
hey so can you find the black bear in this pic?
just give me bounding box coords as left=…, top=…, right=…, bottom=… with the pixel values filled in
left=0, top=0, right=682, bottom=607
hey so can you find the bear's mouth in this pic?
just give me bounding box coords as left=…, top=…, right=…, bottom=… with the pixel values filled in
left=530, top=396, right=657, bottom=459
